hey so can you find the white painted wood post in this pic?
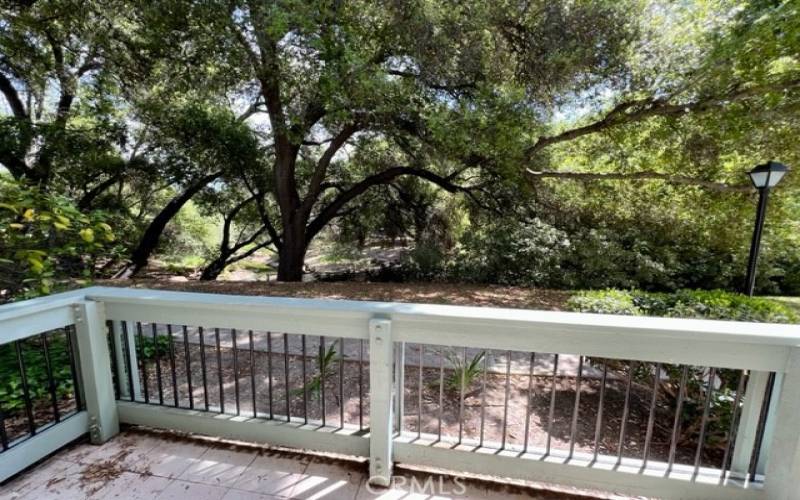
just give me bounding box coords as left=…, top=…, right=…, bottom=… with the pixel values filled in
left=730, top=370, right=770, bottom=477
left=394, top=341, right=405, bottom=434
left=113, top=320, right=141, bottom=400
left=73, top=301, right=119, bottom=444
left=369, top=318, right=394, bottom=487
left=765, top=348, right=800, bottom=500
left=757, top=371, right=783, bottom=475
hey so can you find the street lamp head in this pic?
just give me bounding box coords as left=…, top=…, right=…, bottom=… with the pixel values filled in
left=748, top=161, right=788, bottom=189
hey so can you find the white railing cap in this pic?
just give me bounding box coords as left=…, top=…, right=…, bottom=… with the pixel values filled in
left=83, top=286, right=800, bottom=346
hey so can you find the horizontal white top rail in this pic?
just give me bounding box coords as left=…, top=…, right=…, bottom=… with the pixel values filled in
left=87, top=286, right=800, bottom=371
left=3, top=286, right=800, bottom=370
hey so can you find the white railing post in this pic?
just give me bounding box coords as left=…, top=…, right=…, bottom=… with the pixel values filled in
left=368, top=318, right=394, bottom=487
left=764, top=347, right=800, bottom=500
left=730, top=370, right=770, bottom=477
left=394, top=341, right=405, bottom=433
left=73, top=301, right=119, bottom=444
left=113, top=320, right=141, bottom=400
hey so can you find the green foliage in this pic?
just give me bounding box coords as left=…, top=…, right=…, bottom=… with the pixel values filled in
left=135, top=332, right=171, bottom=361
left=0, top=332, right=77, bottom=412
left=567, top=289, right=798, bottom=323
left=295, top=341, right=339, bottom=400
left=443, top=350, right=485, bottom=394
left=0, top=176, right=117, bottom=301
left=566, top=289, right=643, bottom=316
left=159, top=201, right=218, bottom=261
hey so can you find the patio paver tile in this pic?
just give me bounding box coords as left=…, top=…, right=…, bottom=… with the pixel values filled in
left=156, top=479, right=228, bottom=500
left=178, top=446, right=257, bottom=488
left=231, top=452, right=311, bottom=497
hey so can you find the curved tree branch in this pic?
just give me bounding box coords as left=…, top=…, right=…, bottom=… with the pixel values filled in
left=525, top=78, right=800, bottom=158
left=0, top=72, right=28, bottom=119
left=306, top=166, right=479, bottom=242
left=525, top=169, right=751, bottom=192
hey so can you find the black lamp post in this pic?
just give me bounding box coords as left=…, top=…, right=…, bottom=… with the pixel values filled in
left=744, top=161, right=789, bottom=296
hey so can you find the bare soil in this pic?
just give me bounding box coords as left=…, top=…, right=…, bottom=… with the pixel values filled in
left=121, top=335, right=723, bottom=471
left=93, top=280, right=571, bottom=310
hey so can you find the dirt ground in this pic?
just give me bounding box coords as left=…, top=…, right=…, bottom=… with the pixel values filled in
left=93, top=280, right=571, bottom=310
left=109, top=333, right=723, bottom=470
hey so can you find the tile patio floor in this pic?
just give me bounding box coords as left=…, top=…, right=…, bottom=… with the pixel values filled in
left=0, top=428, right=615, bottom=500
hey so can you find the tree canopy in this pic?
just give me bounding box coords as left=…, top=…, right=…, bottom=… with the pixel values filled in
left=1, top=0, right=798, bottom=294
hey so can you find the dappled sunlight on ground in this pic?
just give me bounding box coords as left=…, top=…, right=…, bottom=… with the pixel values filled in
left=93, top=281, right=570, bottom=311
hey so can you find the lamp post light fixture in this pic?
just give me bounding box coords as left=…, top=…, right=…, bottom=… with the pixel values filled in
left=743, top=161, right=789, bottom=296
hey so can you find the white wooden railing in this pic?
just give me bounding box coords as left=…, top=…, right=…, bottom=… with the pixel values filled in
left=1, top=286, right=800, bottom=499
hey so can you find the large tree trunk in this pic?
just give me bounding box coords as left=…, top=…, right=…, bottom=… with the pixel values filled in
left=277, top=221, right=308, bottom=281
left=115, top=171, right=222, bottom=278
left=277, top=240, right=307, bottom=281
left=199, top=255, right=229, bottom=281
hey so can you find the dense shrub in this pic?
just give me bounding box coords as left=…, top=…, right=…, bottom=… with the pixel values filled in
left=0, top=176, right=117, bottom=301
left=0, top=332, right=77, bottom=412
left=567, top=288, right=797, bottom=453
left=567, top=289, right=798, bottom=323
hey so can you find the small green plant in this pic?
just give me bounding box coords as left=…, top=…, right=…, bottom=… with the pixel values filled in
left=135, top=333, right=172, bottom=360
left=444, top=350, right=485, bottom=393
left=295, top=341, right=339, bottom=399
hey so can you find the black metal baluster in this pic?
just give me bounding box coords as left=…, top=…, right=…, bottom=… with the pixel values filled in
left=501, top=350, right=512, bottom=450
left=593, top=361, right=608, bottom=461
left=693, top=367, right=716, bottom=476
left=339, top=337, right=345, bottom=428
left=720, top=371, right=748, bottom=482
left=479, top=351, right=488, bottom=447
left=749, top=372, right=776, bottom=482
left=249, top=330, right=257, bottom=418
left=568, top=355, right=584, bottom=458
left=40, top=332, right=60, bottom=423
left=457, top=347, right=467, bottom=445
left=0, top=402, right=8, bottom=450
left=437, top=349, right=444, bottom=442
left=302, top=335, right=308, bottom=424
left=617, top=361, right=636, bottom=463
left=215, top=328, right=224, bottom=413
left=167, top=325, right=178, bottom=407
left=643, top=363, right=661, bottom=467
left=15, top=340, right=36, bottom=435
left=182, top=326, right=194, bottom=410
left=523, top=352, right=536, bottom=452
left=107, top=322, right=120, bottom=400
left=358, top=339, right=364, bottom=431
left=137, top=323, right=149, bottom=404
left=66, top=326, right=83, bottom=410
left=267, top=333, right=274, bottom=419
left=248, top=330, right=258, bottom=418
left=284, top=333, right=290, bottom=422
left=320, top=336, right=326, bottom=426
left=418, top=344, right=424, bottom=439
left=232, top=329, right=240, bottom=416
left=546, top=353, right=559, bottom=455
left=198, top=327, right=209, bottom=411
left=667, top=365, right=690, bottom=472
left=152, top=324, right=163, bottom=405
left=121, top=322, right=135, bottom=402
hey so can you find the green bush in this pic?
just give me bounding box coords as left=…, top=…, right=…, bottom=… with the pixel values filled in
left=0, top=332, right=77, bottom=412
left=1, top=176, right=117, bottom=301
left=567, top=289, right=798, bottom=323
left=565, top=289, right=643, bottom=315
left=135, top=332, right=172, bottom=360
left=566, top=288, right=795, bottom=452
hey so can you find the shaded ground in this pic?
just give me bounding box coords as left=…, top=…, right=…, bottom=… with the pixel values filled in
left=110, top=330, right=723, bottom=471
left=93, top=280, right=571, bottom=310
